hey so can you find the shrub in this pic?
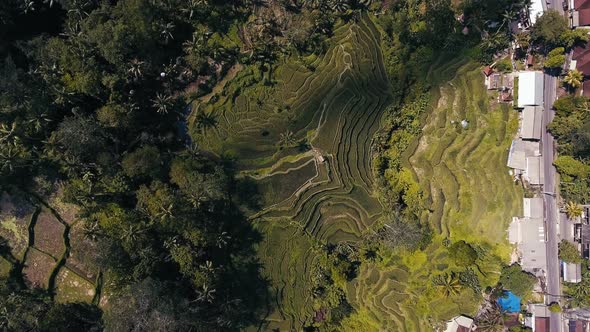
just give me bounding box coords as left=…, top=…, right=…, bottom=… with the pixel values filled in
left=559, top=240, right=582, bottom=264
left=448, top=241, right=477, bottom=267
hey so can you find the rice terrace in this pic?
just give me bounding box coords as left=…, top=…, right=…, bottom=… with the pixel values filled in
left=1, top=0, right=561, bottom=331
left=190, top=12, right=522, bottom=331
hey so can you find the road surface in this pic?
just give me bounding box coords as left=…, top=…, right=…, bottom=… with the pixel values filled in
left=543, top=2, right=564, bottom=331
left=543, top=69, right=561, bottom=332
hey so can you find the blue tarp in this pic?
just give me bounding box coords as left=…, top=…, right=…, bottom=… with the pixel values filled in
left=497, top=291, right=521, bottom=313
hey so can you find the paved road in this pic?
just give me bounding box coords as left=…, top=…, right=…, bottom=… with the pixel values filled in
left=542, top=3, right=563, bottom=331
left=543, top=70, right=561, bottom=332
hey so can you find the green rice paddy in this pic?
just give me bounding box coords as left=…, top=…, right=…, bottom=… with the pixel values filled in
left=191, top=13, right=521, bottom=331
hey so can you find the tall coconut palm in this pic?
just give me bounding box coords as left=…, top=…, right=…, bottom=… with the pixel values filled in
left=127, top=59, right=145, bottom=79
left=432, top=272, right=462, bottom=297
left=278, top=130, right=297, bottom=147
left=564, top=69, right=584, bottom=91
left=160, top=22, right=175, bottom=44
left=195, top=112, right=218, bottom=132
left=152, top=93, right=172, bottom=114
left=182, top=0, right=208, bottom=19
left=565, top=201, right=584, bottom=220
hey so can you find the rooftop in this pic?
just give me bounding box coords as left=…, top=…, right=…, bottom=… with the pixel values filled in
left=507, top=139, right=541, bottom=171
left=526, top=156, right=544, bottom=185
left=521, top=106, right=543, bottom=140
left=524, top=197, right=544, bottom=218
left=444, top=316, right=475, bottom=332
left=563, top=261, right=582, bottom=283
left=508, top=217, right=547, bottom=273
left=517, top=71, right=544, bottom=107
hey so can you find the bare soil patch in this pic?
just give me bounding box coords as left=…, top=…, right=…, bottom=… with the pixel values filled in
left=23, top=247, right=56, bottom=289
left=0, top=192, right=36, bottom=260
left=33, top=210, right=66, bottom=258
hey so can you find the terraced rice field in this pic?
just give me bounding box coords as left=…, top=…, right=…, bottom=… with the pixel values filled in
left=192, top=11, right=521, bottom=330
left=346, top=61, right=523, bottom=330
left=193, top=14, right=390, bottom=329
left=407, top=62, right=522, bottom=244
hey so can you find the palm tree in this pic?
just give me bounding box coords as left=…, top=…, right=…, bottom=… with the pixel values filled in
left=195, top=112, right=218, bottom=132
left=197, top=284, right=216, bottom=303
left=565, top=201, right=584, bottom=220
left=121, top=224, right=146, bottom=242
left=160, top=22, right=175, bottom=44
left=279, top=130, right=297, bottom=147
left=475, top=304, right=504, bottom=332
left=127, top=59, right=145, bottom=79
left=432, top=272, right=462, bottom=297
left=564, top=69, right=584, bottom=91
left=152, top=93, right=172, bottom=114
left=22, top=0, right=35, bottom=13
left=182, top=0, right=208, bottom=19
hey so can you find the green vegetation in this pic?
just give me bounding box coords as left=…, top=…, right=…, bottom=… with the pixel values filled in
left=0, top=0, right=530, bottom=329
left=565, top=260, right=590, bottom=307
left=549, top=95, right=590, bottom=203
left=498, top=264, right=536, bottom=299
left=548, top=302, right=562, bottom=313
left=544, top=47, right=566, bottom=69
left=559, top=240, right=582, bottom=264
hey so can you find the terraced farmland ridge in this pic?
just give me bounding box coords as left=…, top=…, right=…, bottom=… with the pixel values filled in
left=347, top=61, right=523, bottom=331
left=192, top=14, right=389, bottom=329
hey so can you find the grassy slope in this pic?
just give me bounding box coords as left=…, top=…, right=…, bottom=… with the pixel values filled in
left=191, top=11, right=521, bottom=330
left=345, top=61, right=522, bottom=331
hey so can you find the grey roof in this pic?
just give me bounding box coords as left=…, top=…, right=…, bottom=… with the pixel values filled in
left=509, top=217, right=547, bottom=273
left=507, top=139, right=541, bottom=170
left=527, top=156, right=544, bottom=185
left=521, top=106, right=543, bottom=140
left=563, top=262, right=582, bottom=283
left=524, top=197, right=544, bottom=218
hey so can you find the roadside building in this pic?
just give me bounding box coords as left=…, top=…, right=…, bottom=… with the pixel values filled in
left=520, top=106, right=543, bottom=140
left=487, top=73, right=502, bottom=90
left=572, top=0, right=590, bottom=28
left=563, top=261, right=583, bottom=283
left=444, top=315, right=476, bottom=332
left=529, top=0, right=545, bottom=25
left=526, top=304, right=550, bottom=332
left=526, top=156, right=544, bottom=186
left=507, top=139, right=541, bottom=180
left=571, top=31, right=590, bottom=96
left=508, top=198, right=546, bottom=274
left=517, top=71, right=544, bottom=107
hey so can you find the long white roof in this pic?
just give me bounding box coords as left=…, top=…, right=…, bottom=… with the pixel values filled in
left=518, top=71, right=544, bottom=107
left=530, top=0, right=545, bottom=25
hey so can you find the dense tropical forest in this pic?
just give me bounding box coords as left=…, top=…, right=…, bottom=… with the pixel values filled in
left=0, top=0, right=535, bottom=330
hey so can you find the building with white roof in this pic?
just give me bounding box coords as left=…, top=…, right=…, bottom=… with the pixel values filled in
left=518, top=71, right=544, bottom=107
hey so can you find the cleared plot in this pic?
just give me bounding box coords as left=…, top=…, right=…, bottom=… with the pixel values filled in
left=0, top=192, right=36, bottom=260
left=23, top=247, right=57, bottom=289
left=33, top=210, right=66, bottom=258
left=66, top=221, right=100, bottom=280
left=0, top=256, right=11, bottom=278
left=46, top=183, right=80, bottom=225
left=54, top=266, right=95, bottom=303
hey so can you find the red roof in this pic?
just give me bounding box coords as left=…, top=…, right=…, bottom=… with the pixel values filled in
left=583, top=80, right=590, bottom=97
left=576, top=47, right=590, bottom=74
left=574, top=45, right=589, bottom=59
left=579, top=8, right=590, bottom=26
left=536, top=317, right=549, bottom=332
left=575, top=0, right=590, bottom=9
left=483, top=66, right=493, bottom=76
